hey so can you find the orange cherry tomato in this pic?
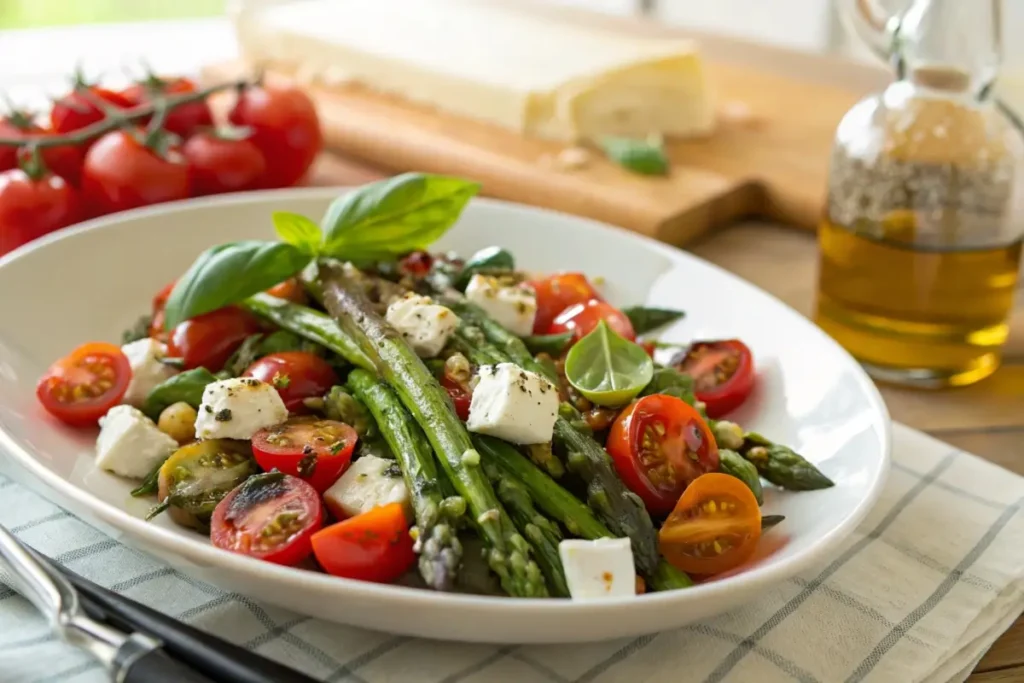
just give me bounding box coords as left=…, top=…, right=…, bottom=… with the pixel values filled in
left=658, top=473, right=761, bottom=576
left=36, top=342, right=131, bottom=427
left=311, top=503, right=416, bottom=583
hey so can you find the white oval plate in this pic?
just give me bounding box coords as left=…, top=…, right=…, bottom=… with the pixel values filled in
left=0, top=189, right=889, bottom=643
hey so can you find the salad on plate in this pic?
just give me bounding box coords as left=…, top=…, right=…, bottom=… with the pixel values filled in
left=34, top=174, right=833, bottom=600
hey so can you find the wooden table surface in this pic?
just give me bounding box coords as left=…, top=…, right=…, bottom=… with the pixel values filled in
left=308, top=152, right=1024, bottom=681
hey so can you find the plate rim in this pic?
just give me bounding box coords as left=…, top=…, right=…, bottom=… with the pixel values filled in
left=0, top=187, right=892, bottom=618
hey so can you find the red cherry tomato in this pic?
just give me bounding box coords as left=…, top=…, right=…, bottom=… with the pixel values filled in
left=82, top=130, right=190, bottom=215
left=211, top=472, right=324, bottom=566
left=183, top=131, right=266, bottom=196
left=166, top=307, right=262, bottom=371
left=0, top=116, right=84, bottom=186
left=672, top=340, right=755, bottom=418
left=36, top=342, right=131, bottom=427
left=148, top=280, right=175, bottom=341
left=122, top=76, right=214, bottom=139
left=549, top=299, right=635, bottom=342
left=659, top=473, right=761, bottom=576
left=265, top=278, right=308, bottom=304
left=311, top=503, right=416, bottom=583
left=0, top=169, right=81, bottom=257
left=606, top=394, right=719, bottom=516
left=440, top=373, right=472, bottom=421
left=251, top=417, right=357, bottom=492
left=399, top=250, right=433, bottom=277
left=530, top=272, right=603, bottom=334
left=243, top=352, right=338, bottom=413
left=228, top=84, right=322, bottom=188
left=50, top=87, right=131, bottom=135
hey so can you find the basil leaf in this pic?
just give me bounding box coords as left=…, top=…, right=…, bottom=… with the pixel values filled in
left=273, top=211, right=323, bottom=254
left=321, top=173, right=481, bottom=261
left=623, top=306, right=685, bottom=335
left=163, top=240, right=312, bottom=330
left=641, top=366, right=698, bottom=406
left=142, top=368, right=218, bottom=420
left=600, top=137, right=670, bottom=176
left=455, top=246, right=515, bottom=289
left=523, top=332, right=574, bottom=356
left=260, top=329, right=322, bottom=356
left=564, top=320, right=653, bottom=407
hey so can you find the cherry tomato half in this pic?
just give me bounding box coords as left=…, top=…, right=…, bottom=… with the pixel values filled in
left=167, top=307, right=262, bottom=372
left=606, top=394, right=719, bottom=516
left=311, top=503, right=416, bottom=583
left=243, top=352, right=338, bottom=413
left=441, top=373, right=472, bottom=421
left=265, top=278, right=308, bottom=304
left=50, top=87, right=132, bottom=136
left=211, top=472, right=324, bottom=566
left=549, top=299, right=635, bottom=343
left=251, top=417, right=357, bottom=492
left=672, top=340, right=755, bottom=418
left=183, top=131, right=266, bottom=196
left=122, top=76, right=214, bottom=139
left=228, top=84, right=322, bottom=188
left=658, top=473, right=761, bottom=576
left=529, top=272, right=603, bottom=334
left=82, top=130, right=190, bottom=215
left=36, top=342, right=131, bottom=427
left=0, top=169, right=81, bottom=257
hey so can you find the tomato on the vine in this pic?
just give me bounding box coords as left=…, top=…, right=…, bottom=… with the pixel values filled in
left=658, top=473, right=762, bottom=576
left=50, top=86, right=131, bottom=135
left=82, top=130, right=190, bottom=215
left=311, top=503, right=416, bottom=583
left=228, top=84, right=322, bottom=188
left=252, top=417, right=357, bottom=492
left=243, top=352, right=338, bottom=413
left=672, top=340, right=755, bottom=418
left=0, top=114, right=84, bottom=186
left=36, top=342, right=131, bottom=427
left=166, top=307, right=262, bottom=371
left=122, top=76, right=213, bottom=139
left=211, top=472, right=324, bottom=566
left=530, top=272, right=603, bottom=334
left=0, top=168, right=81, bottom=257
left=606, top=394, right=719, bottom=516
left=549, top=299, right=635, bottom=342
left=183, top=130, right=266, bottom=196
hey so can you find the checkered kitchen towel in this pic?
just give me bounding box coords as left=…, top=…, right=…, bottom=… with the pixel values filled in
left=1, top=422, right=1022, bottom=683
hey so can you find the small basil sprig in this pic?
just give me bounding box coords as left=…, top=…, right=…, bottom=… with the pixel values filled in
left=142, top=367, right=218, bottom=420
left=623, top=306, right=685, bottom=335
left=161, top=173, right=481, bottom=329
left=564, top=320, right=653, bottom=407
left=640, top=366, right=699, bottom=407
left=600, top=136, right=670, bottom=176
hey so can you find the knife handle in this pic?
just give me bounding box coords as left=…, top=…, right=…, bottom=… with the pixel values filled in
left=118, top=648, right=217, bottom=683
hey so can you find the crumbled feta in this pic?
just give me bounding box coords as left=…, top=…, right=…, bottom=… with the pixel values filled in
left=466, top=363, right=558, bottom=444
left=194, top=377, right=288, bottom=440
left=95, top=405, right=178, bottom=479
left=464, top=274, right=537, bottom=336
left=323, top=455, right=410, bottom=519
left=121, top=338, right=177, bottom=407
left=385, top=293, right=460, bottom=358
left=559, top=538, right=636, bottom=600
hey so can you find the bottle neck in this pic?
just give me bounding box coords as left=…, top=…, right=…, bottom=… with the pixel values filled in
left=894, top=0, right=1002, bottom=101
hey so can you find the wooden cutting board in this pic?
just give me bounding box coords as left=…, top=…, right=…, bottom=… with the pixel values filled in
left=204, top=13, right=880, bottom=247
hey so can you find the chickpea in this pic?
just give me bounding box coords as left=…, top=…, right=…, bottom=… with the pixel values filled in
left=158, top=402, right=198, bottom=444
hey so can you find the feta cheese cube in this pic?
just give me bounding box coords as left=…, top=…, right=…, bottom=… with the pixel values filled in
left=323, top=455, right=410, bottom=519
left=466, top=363, right=558, bottom=444
left=194, top=377, right=288, bottom=440
left=121, top=338, right=177, bottom=407
left=385, top=293, right=460, bottom=358
left=464, top=274, right=537, bottom=337
left=559, top=538, right=636, bottom=600
left=95, top=405, right=179, bottom=479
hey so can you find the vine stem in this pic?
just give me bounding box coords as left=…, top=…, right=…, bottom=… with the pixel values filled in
left=0, top=78, right=252, bottom=149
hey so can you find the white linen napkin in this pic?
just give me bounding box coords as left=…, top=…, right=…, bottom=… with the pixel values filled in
left=1, top=422, right=1022, bottom=683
